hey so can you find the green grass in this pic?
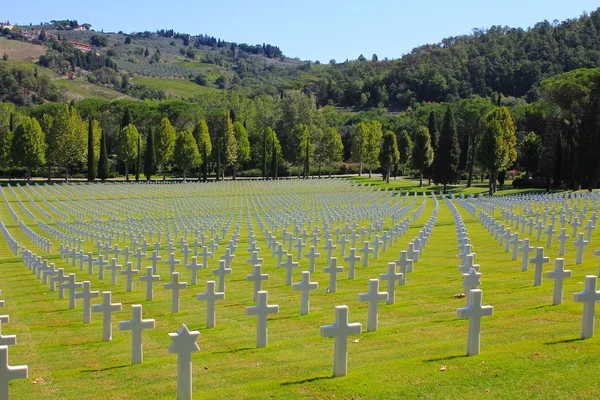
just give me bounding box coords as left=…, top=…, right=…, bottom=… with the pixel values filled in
left=1, top=182, right=599, bottom=399
left=53, top=79, right=133, bottom=101
left=0, top=37, right=46, bottom=61
left=172, top=60, right=215, bottom=69
left=133, top=76, right=218, bottom=98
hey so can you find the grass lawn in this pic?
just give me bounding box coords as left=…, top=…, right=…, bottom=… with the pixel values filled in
left=0, top=181, right=599, bottom=399
left=133, top=76, right=218, bottom=98
left=0, top=37, right=46, bottom=61
left=172, top=60, right=215, bottom=69
left=53, top=79, right=132, bottom=101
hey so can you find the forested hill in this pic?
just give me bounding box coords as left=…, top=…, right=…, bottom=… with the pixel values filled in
left=2, top=8, right=600, bottom=108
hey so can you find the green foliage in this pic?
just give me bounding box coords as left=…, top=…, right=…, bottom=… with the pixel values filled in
left=432, top=108, right=460, bottom=189
left=144, top=127, right=157, bottom=180
left=193, top=119, right=211, bottom=181
left=518, top=132, right=542, bottom=179
left=363, top=121, right=383, bottom=177
left=173, top=129, right=201, bottom=179
left=379, top=131, right=400, bottom=183
left=116, top=124, right=139, bottom=180
left=233, top=121, right=250, bottom=171
left=11, top=115, right=45, bottom=175
left=45, top=104, right=87, bottom=178
left=411, top=126, right=434, bottom=187
left=98, top=128, right=109, bottom=181
left=320, top=127, right=344, bottom=176
left=87, top=118, right=96, bottom=181
left=222, top=112, right=237, bottom=170
left=396, top=129, right=412, bottom=168
left=90, top=34, right=108, bottom=47
left=154, top=117, right=176, bottom=175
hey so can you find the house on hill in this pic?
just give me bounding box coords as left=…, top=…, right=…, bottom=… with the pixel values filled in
left=0, top=22, right=14, bottom=30
left=68, top=41, right=93, bottom=52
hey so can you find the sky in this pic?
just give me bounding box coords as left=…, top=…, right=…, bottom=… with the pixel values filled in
left=3, top=1, right=600, bottom=62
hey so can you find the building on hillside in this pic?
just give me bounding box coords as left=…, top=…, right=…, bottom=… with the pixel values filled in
left=68, top=41, right=93, bottom=52
left=73, top=26, right=85, bottom=31
left=0, top=22, right=14, bottom=30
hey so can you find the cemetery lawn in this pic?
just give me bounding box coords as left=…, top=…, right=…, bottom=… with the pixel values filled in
left=1, top=182, right=599, bottom=399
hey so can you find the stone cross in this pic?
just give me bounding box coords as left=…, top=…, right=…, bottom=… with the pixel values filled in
left=119, top=304, right=155, bottom=364
left=74, top=281, right=99, bottom=324
left=456, top=289, right=494, bottom=356
left=320, top=305, right=362, bottom=377
left=573, top=275, right=600, bottom=339
left=395, top=250, right=414, bottom=274
left=186, top=256, right=203, bottom=285
left=61, top=273, right=83, bottom=310
left=246, top=265, right=269, bottom=301
left=95, top=254, right=108, bottom=280
left=84, top=252, right=96, bottom=275
left=165, top=272, right=188, bottom=313
left=344, top=248, right=360, bottom=280
left=323, top=239, right=336, bottom=263
left=51, top=268, right=67, bottom=297
left=573, top=232, right=588, bottom=265
left=199, top=246, right=212, bottom=268
left=165, top=253, right=181, bottom=275
left=518, top=239, right=534, bottom=272
left=379, top=263, right=403, bottom=304
left=556, top=228, right=569, bottom=256
left=121, top=262, right=139, bottom=292
left=246, top=290, right=279, bottom=348
left=0, top=345, right=28, bottom=399
left=529, top=247, right=550, bottom=286
left=106, top=258, right=122, bottom=285
left=546, top=258, right=572, bottom=305
left=359, top=241, right=373, bottom=267
left=92, top=291, right=122, bottom=341
left=407, top=242, right=419, bottom=262
left=358, top=279, right=388, bottom=332
left=140, top=266, right=160, bottom=301
left=0, top=319, right=15, bottom=347
left=509, top=233, right=521, bottom=261
left=247, top=250, right=263, bottom=267
left=305, top=246, right=320, bottom=273
left=197, top=281, right=225, bottom=328
left=544, top=223, right=556, bottom=248
left=324, top=257, right=344, bottom=293
left=212, top=260, right=232, bottom=293
left=168, top=324, right=200, bottom=400
left=278, top=254, right=298, bottom=286
left=292, top=271, right=319, bottom=315
left=221, top=248, right=236, bottom=269
left=147, top=250, right=162, bottom=274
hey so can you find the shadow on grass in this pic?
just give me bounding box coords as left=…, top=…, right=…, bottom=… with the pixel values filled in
left=81, top=364, right=128, bottom=373
left=543, top=338, right=583, bottom=346
left=424, top=354, right=468, bottom=362
left=212, top=347, right=253, bottom=354
left=280, top=376, right=332, bottom=386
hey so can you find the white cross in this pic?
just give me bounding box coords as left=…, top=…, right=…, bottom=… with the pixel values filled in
left=51, top=268, right=67, bottom=297
left=197, top=281, right=225, bottom=328
left=0, top=345, right=27, bottom=398
left=456, top=289, right=493, bottom=356
left=106, top=258, right=122, bottom=285
left=140, top=266, right=160, bottom=301
left=573, top=232, right=588, bottom=265
left=323, top=257, right=344, bottom=293
left=246, top=265, right=269, bottom=302
left=358, top=279, right=388, bottom=332
left=556, top=228, right=570, bottom=256
left=546, top=258, right=572, bottom=305
left=343, top=248, right=360, bottom=280
left=199, top=246, right=213, bottom=268
left=395, top=250, right=413, bottom=274
left=518, top=239, right=534, bottom=272
left=320, top=305, right=362, bottom=377
left=165, top=253, right=181, bottom=275
left=371, top=235, right=383, bottom=259
left=294, top=238, right=305, bottom=260
left=407, top=242, right=419, bottom=263
left=74, top=281, right=99, bottom=324
left=95, top=254, right=108, bottom=280
left=119, top=304, right=155, bottom=364
left=147, top=250, right=162, bottom=274
left=184, top=256, right=202, bottom=285
left=379, top=263, right=403, bottom=304
left=573, top=275, right=600, bottom=339
left=168, top=324, right=200, bottom=400
left=529, top=247, right=549, bottom=286
left=273, top=243, right=286, bottom=265
left=164, top=272, right=188, bottom=313
left=121, top=262, right=140, bottom=292
left=220, top=248, right=236, bottom=269
left=247, top=250, right=263, bottom=266
left=212, top=260, right=232, bottom=292
left=132, top=248, right=145, bottom=271
left=462, top=268, right=482, bottom=305
left=292, top=271, right=319, bottom=315
left=61, top=273, right=83, bottom=310
left=181, top=243, right=192, bottom=265
left=305, top=246, right=321, bottom=273
left=358, top=241, right=373, bottom=267
left=544, top=223, right=556, bottom=248
left=84, top=252, right=96, bottom=275
left=0, top=319, right=15, bottom=347
left=278, top=254, right=298, bottom=286
left=509, top=233, right=521, bottom=260
left=584, top=220, right=595, bottom=242
left=246, top=290, right=279, bottom=348
left=92, top=291, right=122, bottom=341
left=323, top=239, right=337, bottom=263
left=337, top=234, right=349, bottom=256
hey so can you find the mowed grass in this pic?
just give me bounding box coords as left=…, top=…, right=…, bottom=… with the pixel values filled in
left=0, top=37, right=46, bottom=61
left=53, top=79, right=132, bottom=101
left=0, top=183, right=600, bottom=399
left=132, top=76, right=218, bottom=98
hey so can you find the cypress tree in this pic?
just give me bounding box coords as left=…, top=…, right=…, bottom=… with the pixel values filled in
left=271, top=138, right=277, bottom=179
left=9, top=113, right=14, bottom=131
left=144, top=127, right=156, bottom=180
left=98, top=129, right=109, bottom=181
left=304, top=137, right=310, bottom=178
left=87, top=118, right=95, bottom=182
left=135, top=133, right=141, bottom=182
left=427, top=111, right=438, bottom=185
left=432, top=108, right=460, bottom=193
left=262, top=128, right=267, bottom=180
left=215, top=136, right=220, bottom=181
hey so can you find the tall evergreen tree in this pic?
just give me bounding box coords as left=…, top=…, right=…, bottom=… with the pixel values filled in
left=396, top=129, right=412, bottom=175
left=222, top=113, right=237, bottom=180
left=87, top=118, right=95, bottom=181
left=411, top=126, right=434, bottom=187
left=427, top=111, right=438, bottom=185
left=432, top=108, right=460, bottom=192
left=193, top=120, right=211, bottom=182
left=379, top=131, right=400, bottom=184
left=154, top=117, right=176, bottom=181
left=135, top=133, right=141, bottom=182
left=262, top=127, right=268, bottom=179
left=233, top=121, right=250, bottom=179
left=271, top=138, right=277, bottom=179
left=304, top=136, right=310, bottom=178
left=144, top=127, right=156, bottom=180
left=98, top=128, right=109, bottom=181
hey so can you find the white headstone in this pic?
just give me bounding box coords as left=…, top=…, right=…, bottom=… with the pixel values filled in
left=168, top=324, right=200, bottom=400
left=92, top=291, right=122, bottom=342
left=456, top=289, right=493, bottom=356
left=197, top=281, right=225, bottom=328
left=118, top=304, right=155, bottom=364
left=358, top=279, right=388, bottom=332
left=573, top=275, right=600, bottom=339
left=320, top=305, right=362, bottom=377
left=246, top=290, right=279, bottom=348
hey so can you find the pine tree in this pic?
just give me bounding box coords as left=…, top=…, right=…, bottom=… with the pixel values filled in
left=411, top=126, right=434, bottom=187
left=271, top=138, right=277, bottom=179
left=98, top=129, right=109, bottom=181
left=135, top=134, right=141, bottom=182
left=262, top=128, right=267, bottom=180
left=432, top=107, right=460, bottom=192
left=427, top=111, right=438, bottom=185
left=144, top=127, right=156, bottom=180
left=379, top=131, right=400, bottom=184
left=87, top=118, right=95, bottom=182
left=304, top=136, right=310, bottom=178
left=222, top=113, right=237, bottom=180
left=193, top=120, right=211, bottom=182
left=396, top=129, right=412, bottom=175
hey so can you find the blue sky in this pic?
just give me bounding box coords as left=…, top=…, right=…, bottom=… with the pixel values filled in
left=3, top=1, right=599, bottom=62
